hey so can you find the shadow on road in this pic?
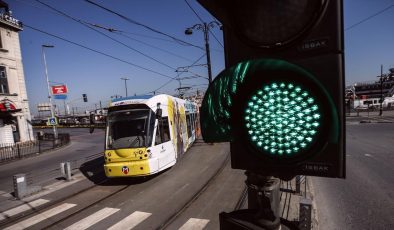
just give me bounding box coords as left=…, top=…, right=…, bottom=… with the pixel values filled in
left=78, top=156, right=165, bottom=186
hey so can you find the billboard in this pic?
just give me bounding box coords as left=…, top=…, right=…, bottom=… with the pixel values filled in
left=51, top=85, right=68, bottom=95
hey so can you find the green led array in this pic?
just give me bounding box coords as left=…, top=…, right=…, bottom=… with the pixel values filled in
left=244, top=82, right=321, bottom=156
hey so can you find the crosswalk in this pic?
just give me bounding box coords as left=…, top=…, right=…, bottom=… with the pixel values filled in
left=1, top=199, right=210, bottom=230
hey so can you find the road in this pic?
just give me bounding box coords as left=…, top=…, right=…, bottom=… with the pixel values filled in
left=313, top=123, right=394, bottom=230
left=0, top=128, right=105, bottom=197
left=0, top=129, right=247, bottom=229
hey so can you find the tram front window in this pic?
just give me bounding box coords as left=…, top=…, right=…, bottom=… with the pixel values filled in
left=107, top=109, right=153, bottom=149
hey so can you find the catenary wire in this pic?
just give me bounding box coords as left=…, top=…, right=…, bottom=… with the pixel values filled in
left=24, top=24, right=176, bottom=80
left=84, top=0, right=204, bottom=50
left=35, top=0, right=177, bottom=71
left=147, top=54, right=207, bottom=94
left=345, top=4, right=394, bottom=31
left=82, top=22, right=194, bottom=62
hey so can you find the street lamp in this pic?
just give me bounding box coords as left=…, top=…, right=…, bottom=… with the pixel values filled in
left=42, top=44, right=58, bottom=139
left=120, top=77, right=130, bottom=97
left=185, top=21, right=222, bottom=84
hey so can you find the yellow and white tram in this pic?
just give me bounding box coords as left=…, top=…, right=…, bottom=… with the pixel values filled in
left=104, top=94, right=199, bottom=177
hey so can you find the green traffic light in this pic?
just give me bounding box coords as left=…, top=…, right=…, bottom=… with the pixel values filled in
left=245, top=82, right=321, bottom=156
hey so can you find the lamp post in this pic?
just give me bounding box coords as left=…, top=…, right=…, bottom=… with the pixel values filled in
left=120, top=77, right=130, bottom=97
left=185, top=21, right=221, bottom=84
left=42, top=44, right=58, bottom=138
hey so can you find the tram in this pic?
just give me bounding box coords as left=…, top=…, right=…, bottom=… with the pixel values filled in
left=103, top=94, right=199, bottom=177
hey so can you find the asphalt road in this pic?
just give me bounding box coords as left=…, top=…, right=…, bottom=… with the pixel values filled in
left=313, top=123, right=394, bottom=230
left=1, top=139, right=247, bottom=229
left=0, top=128, right=105, bottom=197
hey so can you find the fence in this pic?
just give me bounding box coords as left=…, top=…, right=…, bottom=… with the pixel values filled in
left=0, top=133, right=70, bottom=163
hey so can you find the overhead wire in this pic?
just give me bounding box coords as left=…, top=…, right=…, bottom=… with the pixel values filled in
left=345, top=4, right=394, bottom=31
left=147, top=53, right=207, bottom=94
left=81, top=22, right=194, bottom=62
left=35, top=0, right=177, bottom=71
left=84, top=0, right=205, bottom=50
left=24, top=24, right=175, bottom=80
left=183, top=0, right=224, bottom=48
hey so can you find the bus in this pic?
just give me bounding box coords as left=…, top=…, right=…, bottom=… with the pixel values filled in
left=102, top=94, right=199, bottom=177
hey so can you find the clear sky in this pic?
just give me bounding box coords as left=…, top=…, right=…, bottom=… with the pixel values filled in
left=6, top=0, right=394, bottom=115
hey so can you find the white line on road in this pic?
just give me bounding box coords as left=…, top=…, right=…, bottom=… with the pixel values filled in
left=4, top=203, right=76, bottom=230
left=364, top=154, right=372, bottom=157
left=0, top=190, right=12, bottom=198
left=179, top=218, right=210, bottom=230
left=108, top=211, right=152, bottom=230
left=22, top=174, right=84, bottom=202
left=0, top=198, right=50, bottom=221
left=64, top=207, right=120, bottom=230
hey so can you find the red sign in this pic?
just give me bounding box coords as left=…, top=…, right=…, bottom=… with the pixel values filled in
left=51, top=85, right=68, bottom=95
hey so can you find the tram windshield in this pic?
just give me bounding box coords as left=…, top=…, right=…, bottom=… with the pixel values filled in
left=106, top=109, right=154, bottom=149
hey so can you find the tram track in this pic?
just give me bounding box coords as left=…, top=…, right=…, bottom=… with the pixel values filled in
left=158, top=152, right=231, bottom=230
left=2, top=143, right=236, bottom=229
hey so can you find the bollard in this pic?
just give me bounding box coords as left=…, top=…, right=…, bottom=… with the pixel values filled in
left=60, top=162, right=65, bottom=176
left=299, top=198, right=313, bottom=230
left=64, top=162, right=72, bottom=181
left=13, top=174, right=27, bottom=199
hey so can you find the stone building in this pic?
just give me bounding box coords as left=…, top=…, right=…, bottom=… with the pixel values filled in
left=0, top=1, right=34, bottom=144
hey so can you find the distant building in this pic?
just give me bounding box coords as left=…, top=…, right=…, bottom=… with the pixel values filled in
left=0, top=1, right=34, bottom=144
left=353, top=68, right=394, bottom=99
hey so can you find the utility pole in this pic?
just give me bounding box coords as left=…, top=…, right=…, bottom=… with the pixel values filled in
left=42, top=44, right=58, bottom=139
left=120, top=77, right=130, bottom=97
left=379, top=65, right=383, bottom=116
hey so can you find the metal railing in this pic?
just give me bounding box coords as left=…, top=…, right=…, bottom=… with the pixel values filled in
left=0, top=133, right=70, bottom=163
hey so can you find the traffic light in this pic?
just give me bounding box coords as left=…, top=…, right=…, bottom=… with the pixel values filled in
left=198, top=0, right=345, bottom=179
left=82, top=94, right=88, bottom=102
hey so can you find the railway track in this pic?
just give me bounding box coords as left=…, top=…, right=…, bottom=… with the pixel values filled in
left=1, top=144, right=241, bottom=229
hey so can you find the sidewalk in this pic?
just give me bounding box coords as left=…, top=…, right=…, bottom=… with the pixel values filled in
left=346, top=110, right=394, bottom=123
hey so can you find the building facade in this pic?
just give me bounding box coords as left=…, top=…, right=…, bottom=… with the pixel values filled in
left=0, top=2, right=34, bottom=144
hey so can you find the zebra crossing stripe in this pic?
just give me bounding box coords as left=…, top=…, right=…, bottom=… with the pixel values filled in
left=108, top=211, right=152, bottom=230
left=3, top=203, right=76, bottom=230
left=0, top=190, right=12, bottom=198
left=0, top=198, right=50, bottom=221
left=64, top=207, right=120, bottom=230
left=179, top=218, right=210, bottom=230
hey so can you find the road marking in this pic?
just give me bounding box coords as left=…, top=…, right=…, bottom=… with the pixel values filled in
left=108, top=211, right=152, bottom=230
left=22, top=174, right=84, bottom=202
left=179, top=218, right=210, bottom=230
left=64, top=207, right=120, bottom=230
left=4, top=203, right=76, bottom=230
left=364, top=154, right=372, bottom=157
left=0, top=198, right=50, bottom=221
left=0, top=190, right=12, bottom=198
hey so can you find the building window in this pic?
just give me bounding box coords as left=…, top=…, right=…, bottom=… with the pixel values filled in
left=0, top=32, right=3, bottom=49
left=0, top=66, right=9, bottom=94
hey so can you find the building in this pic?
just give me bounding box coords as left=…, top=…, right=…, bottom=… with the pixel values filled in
left=0, top=1, right=34, bottom=144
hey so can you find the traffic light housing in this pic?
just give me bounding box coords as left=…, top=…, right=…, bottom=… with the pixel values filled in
left=82, top=94, right=88, bottom=102
left=198, top=0, right=345, bottom=179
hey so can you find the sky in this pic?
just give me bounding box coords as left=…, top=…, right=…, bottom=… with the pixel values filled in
left=5, top=0, right=394, bottom=115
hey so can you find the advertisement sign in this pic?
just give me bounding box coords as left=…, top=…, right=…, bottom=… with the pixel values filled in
left=51, top=85, right=68, bottom=95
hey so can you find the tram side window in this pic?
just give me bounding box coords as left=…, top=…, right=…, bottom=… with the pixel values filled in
left=186, top=114, right=192, bottom=138
left=155, top=120, right=162, bottom=145
left=161, top=117, right=170, bottom=142
left=155, top=117, right=171, bottom=145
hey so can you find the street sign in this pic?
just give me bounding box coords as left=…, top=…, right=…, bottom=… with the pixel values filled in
left=51, top=85, right=68, bottom=95
left=54, top=94, right=67, bottom=100
left=47, top=117, right=57, bottom=126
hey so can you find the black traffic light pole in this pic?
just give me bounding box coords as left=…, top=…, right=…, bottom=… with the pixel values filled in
left=220, top=171, right=285, bottom=230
